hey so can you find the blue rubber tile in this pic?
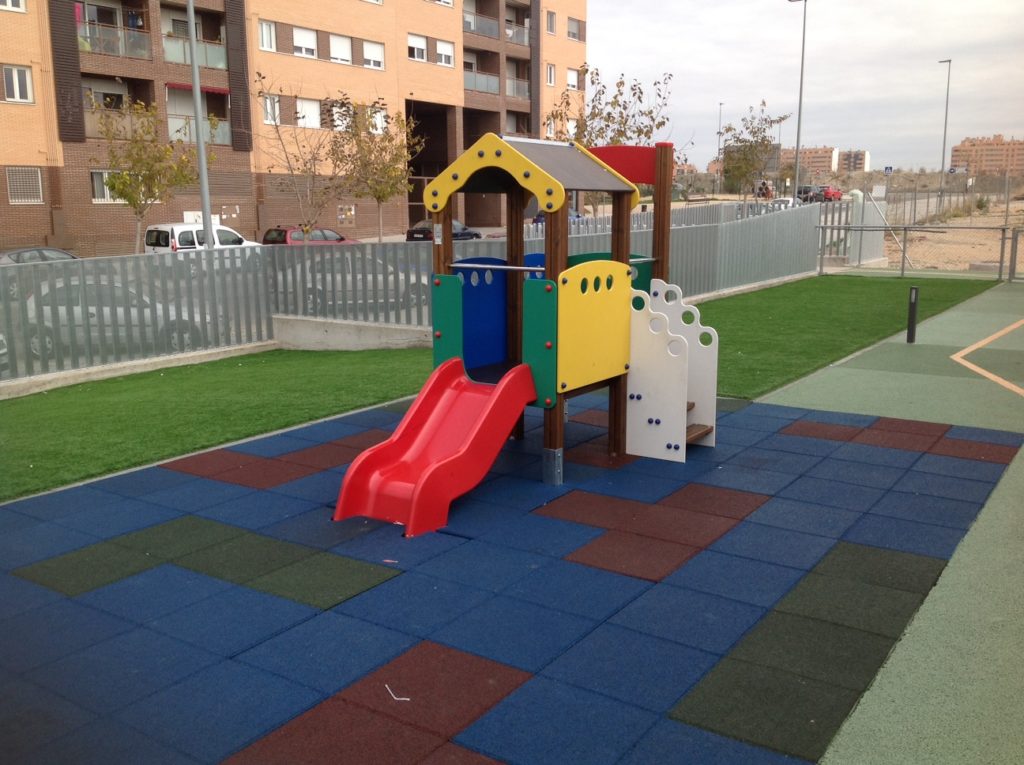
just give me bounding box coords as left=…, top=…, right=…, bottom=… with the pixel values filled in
left=944, top=425, right=1024, bottom=447
left=54, top=497, right=180, bottom=539
left=806, top=458, right=907, bottom=490
left=334, top=571, right=492, bottom=637
left=116, top=660, right=322, bottom=763
left=267, top=470, right=343, bottom=505
left=284, top=419, right=365, bottom=443
left=479, top=514, right=605, bottom=557
left=748, top=433, right=844, bottom=457
left=0, top=508, right=39, bottom=533
left=802, top=410, right=877, bottom=428
left=489, top=449, right=542, bottom=476
left=844, top=514, right=966, bottom=559
left=747, top=497, right=862, bottom=538
left=742, top=403, right=810, bottom=420
left=0, top=572, right=63, bottom=620
left=868, top=492, right=983, bottom=530
left=695, top=465, right=797, bottom=495
left=467, top=475, right=571, bottom=510
left=685, top=441, right=747, bottom=462
left=728, top=448, right=824, bottom=475
left=195, top=491, right=321, bottom=531
left=504, top=559, right=650, bottom=620
left=714, top=425, right=771, bottom=447
left=561, top=461, right=616, bottom=486
left=147, top=586, right=316, bottom=656
left=258, top=507, right=382, bottom=549
left=0, top=522, right=98, bottom=571
left=709, top=523, right=836, bottom=570
left=718, top=412, right=794, bottom=433
left=829, top=442, right=922, bottom=468
left=911, top=453, right=1007, bottom=483
left=339, top=409, right=403, bottom=429
left=90, top=466, right=200, bottom=498
left=620, top=457, right=717, bottom=483
left=575, top=471, right=683, bottom=503
left=664, top=550, right=805, bottom=608
left=433, top=596, right=597, bottom=672
left=892, top=471, right=994, bottom=504
left=543, top=623, right=718, bottom=712
left=0, top=600, right=133, bottom=672
left=27, top=627, right=221, bottom=714
left=443, top=498, right=532, bottom=539
left=456, top=676, right=656, bottom=765
left=620, top=719, right=811, bottom=765
left=5, top=485, right=126, bottom=521
left=0, top=678, right=97, bottom=761
left=569, top=391, right=608, bottom=409
left=610, top=584, right=766, bottom=654
left=76, top=564, right=232, bottom=623
left=415, top=540, right=549, bottom=592
left=331, top=524, right=465, bottom=569
left=24, top=718, right=200, bottom=765
left=563, top=421, right=610, bottom=447
left=229, top=433, right=320, bottom=457
left=778, top=476, right=885, bottom=512
left=141, top=478, right=255, bottom=513
left=238, top=611, right=416, bottom=694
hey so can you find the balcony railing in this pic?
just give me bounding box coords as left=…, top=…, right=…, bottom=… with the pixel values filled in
left=463, top=71, right=499, bottom=95
left=504, top=21, right=529, bottom=45
left=505, top=77, right=529, bottom=99
left=463, top=11, right=499, bottom=38
left=162, top=35, right=227, bottom=69
left=77, top=22, right=150, bottom=59
left=84, top=108, right=144, bottom=140
left=167, top=113, right=231, bottom=145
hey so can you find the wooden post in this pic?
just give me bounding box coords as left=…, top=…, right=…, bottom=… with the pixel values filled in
left=652, top=142, right=674, bottom=282
left=431, top=205, right=454, bottom=276
left=543, top=203, right=570, bottom=483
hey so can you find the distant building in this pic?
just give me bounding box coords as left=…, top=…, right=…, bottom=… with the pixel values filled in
left=951, top=135, right=1024, bottom=174
left=779, top=146, right=838, bottom=176
left=706, top=159, right=722, bottom=176
left=675, top=162, right=698, bottom=175
left=838, top=150, right=871, bottom=173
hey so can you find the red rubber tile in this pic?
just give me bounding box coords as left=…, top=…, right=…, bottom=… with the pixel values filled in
left=658, top=483, right=770, bottom=520
left=419, top=742, right=504, bottom=764
left=565, top=440, right=637, bottom=468
left=852, top=429, right=940, bottom=452
left=163, top=449, right=262, bottom=477
left=340, top=641, right=530, bottom=738
left=566, top=530, right=700, bottom=581
left=929, top=437, right=1018, bottom=465
left=225, top=697, right=444, bottom=765
left=870, top=417, right=950, bottom=437
left=616, top=505, right=740, bottom=547
left=535, top=490, right=651, bottom=529
left=279, top=443, right=363, bottom=470
left=780, top=421, right=862, bottom=442
left=336, top=429, right=393, bottom=450
left=568, top=409, right=609, bottom=427
left=213, top=459, right=322, bottom=489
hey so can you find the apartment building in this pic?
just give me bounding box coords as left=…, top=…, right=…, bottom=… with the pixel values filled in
left=951, top=135, right=1024, bottom=174
left=838, top=149, right=870, bottom=173
left=0, top=0, right=587, bottom=253
left=779, top=146, right=838, bottom=177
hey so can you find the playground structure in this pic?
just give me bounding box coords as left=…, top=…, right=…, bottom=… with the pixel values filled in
left=335, top=134, right=719, bottom=536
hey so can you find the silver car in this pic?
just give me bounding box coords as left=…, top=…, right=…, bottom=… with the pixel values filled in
left=0, top=247, right=79, bottom=300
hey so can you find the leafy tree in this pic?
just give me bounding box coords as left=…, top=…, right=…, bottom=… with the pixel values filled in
left=721, top=101, right=789, bottom=200
left=92, top=97, right=215, bottom=253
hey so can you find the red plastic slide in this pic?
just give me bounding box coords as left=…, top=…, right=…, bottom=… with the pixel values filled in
left=334, top=358, right=537, bottom=537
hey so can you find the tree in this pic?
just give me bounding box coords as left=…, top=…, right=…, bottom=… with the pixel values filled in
left=721, top=101, right=790, bottom=200
left=92, top=97, right=215, bottom=253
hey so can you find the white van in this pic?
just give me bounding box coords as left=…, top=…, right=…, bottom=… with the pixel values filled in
left=144, top=223, right=259, bottom=254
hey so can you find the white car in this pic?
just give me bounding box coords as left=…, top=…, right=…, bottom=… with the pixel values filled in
left=143, top=223, right=259, bottom=254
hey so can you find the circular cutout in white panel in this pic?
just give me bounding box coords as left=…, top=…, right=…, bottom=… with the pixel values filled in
left=664, top=289, right=680, bottom=303
left=649, top=316, right=666, bottom=334
left=668, top=339, right=685, bottom=357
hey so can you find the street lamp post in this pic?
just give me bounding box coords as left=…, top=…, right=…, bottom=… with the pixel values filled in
left=938, top=58, right=952, bottom=209
left=716, top=101, right=723, bottom=196
left=789, top=0, right=807, bottom=203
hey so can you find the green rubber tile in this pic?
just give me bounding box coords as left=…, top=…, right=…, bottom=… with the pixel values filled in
left=730, top=611, right=895, bottom=692
left=248, top=553, right=399, bottom=609
left=14, top=541, right=158, bottom=597
left=175, top=533, right=317, bottom=585
left=670, top=657, right=860, bottom=762
left=812, top=541, right=946, bottom=594
left=775, top=572, right=924, bottom=639
left=113, top=516, right=247, bottom=561
left=841, top=344, right=976, bottom=378
left=965, top=347, right=1024, bottom=387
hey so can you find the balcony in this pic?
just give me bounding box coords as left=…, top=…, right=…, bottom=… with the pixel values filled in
left=167, top=113, right=231, bottom=145
left=463, top=11, right=499, bottom=38
left=505, top=77, right=529, bottom=100
left=84, top=108, right=144, bottom=139
left=77, top=22, right=150, bottom=59
left=162, top=35, right=227, bottom=69
left=504, top=20, right=528, bottom=45
left=464, top=71, right=499, bottom=95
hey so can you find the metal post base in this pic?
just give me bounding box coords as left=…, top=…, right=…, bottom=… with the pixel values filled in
left=542, top=448, right=564, bottom=485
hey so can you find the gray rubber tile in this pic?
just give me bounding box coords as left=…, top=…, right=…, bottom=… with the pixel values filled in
left=811, top=541, right=945, bottom=594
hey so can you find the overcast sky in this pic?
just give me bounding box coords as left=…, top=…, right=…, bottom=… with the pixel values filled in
left=585, top=0, right=1024, bottom=172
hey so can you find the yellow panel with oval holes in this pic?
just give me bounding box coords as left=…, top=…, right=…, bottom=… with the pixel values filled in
left=556, top=261, right=633, bottom=393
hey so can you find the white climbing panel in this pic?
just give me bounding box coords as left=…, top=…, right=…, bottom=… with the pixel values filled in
left=626, top=291, right=689, bottom=462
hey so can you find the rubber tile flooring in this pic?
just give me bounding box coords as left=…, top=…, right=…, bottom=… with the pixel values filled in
left=1, top=397, right=1021, bottom=764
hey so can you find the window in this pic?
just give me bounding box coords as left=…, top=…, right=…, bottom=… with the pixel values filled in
left=546, top=64, right=554, bottom=86
left=296, top=98, right=321, bottom=128
left=567, top=118, right=578, bottom=138
left=368, top=108, right=386, bottom=135
left=1, top=0, right=26, bottom=11
left=363, top=41, right=384, bottom=69
left=545, top=119, right=554, bottom=139
left=90, top=170, right=122, bottom=203
left=329, top=34, right=351, bottom=64
left=3, top=65, right=33, bottom=103
left=258, top=20, right=276, bottom=51
left=434, top=0, right=453, bottom=6
left=566, top=68, right=579, bottom=91
left=6, top=167, right=43, bottom=204
left=361, top=0, right=382, bottom=4
left=545, top=11, right=555, bottom=34
left=293, top=27, right=317, bottom=57
left=262, top=94, right=280, bottom=125
left=436, top=40, right=454, bottom=67
left=567, top=17, right=582, bottom=40
left=407, top=34, right=426, bottom=61
left=330, top=104, right=350, bottom=131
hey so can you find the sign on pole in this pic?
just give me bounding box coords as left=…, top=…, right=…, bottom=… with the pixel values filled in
left=884, top=166, right=893, bottom=176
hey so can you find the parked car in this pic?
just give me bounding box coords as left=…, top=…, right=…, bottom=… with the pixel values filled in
left=405, top=220, right=481, bottom=242
left=819, top=185, right=843, bottom=201
left=532, top=208, right=584, bottom=224
left=0, top=246, right=79, bottom=300
left=796, top=185, right=824, bottom=203
left=144, top=223, right=259, bottom=254
left=261, top=226, right=360, bottom=246
left=0, top=332, right=8, bottom=372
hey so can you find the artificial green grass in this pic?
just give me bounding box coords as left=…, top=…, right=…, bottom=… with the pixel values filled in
left=697, top=275, right=995, bottom=398
left=0, top=348, right=431, bottom=503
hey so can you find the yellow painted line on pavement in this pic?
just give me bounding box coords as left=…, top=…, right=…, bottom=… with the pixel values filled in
left=950, top=318, right=1024, bottom=397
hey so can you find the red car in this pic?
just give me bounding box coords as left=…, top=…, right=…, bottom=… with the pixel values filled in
left=819, top=186, right=843, bottom=202
left=261, top=226, right=359, bottom=245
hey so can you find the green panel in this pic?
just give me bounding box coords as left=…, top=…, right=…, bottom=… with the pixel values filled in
left=567, top=252, right=652, bottom=293
left=523, top=278, right=558, bottom=408
left=431, top=274, right=463, bottom=368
